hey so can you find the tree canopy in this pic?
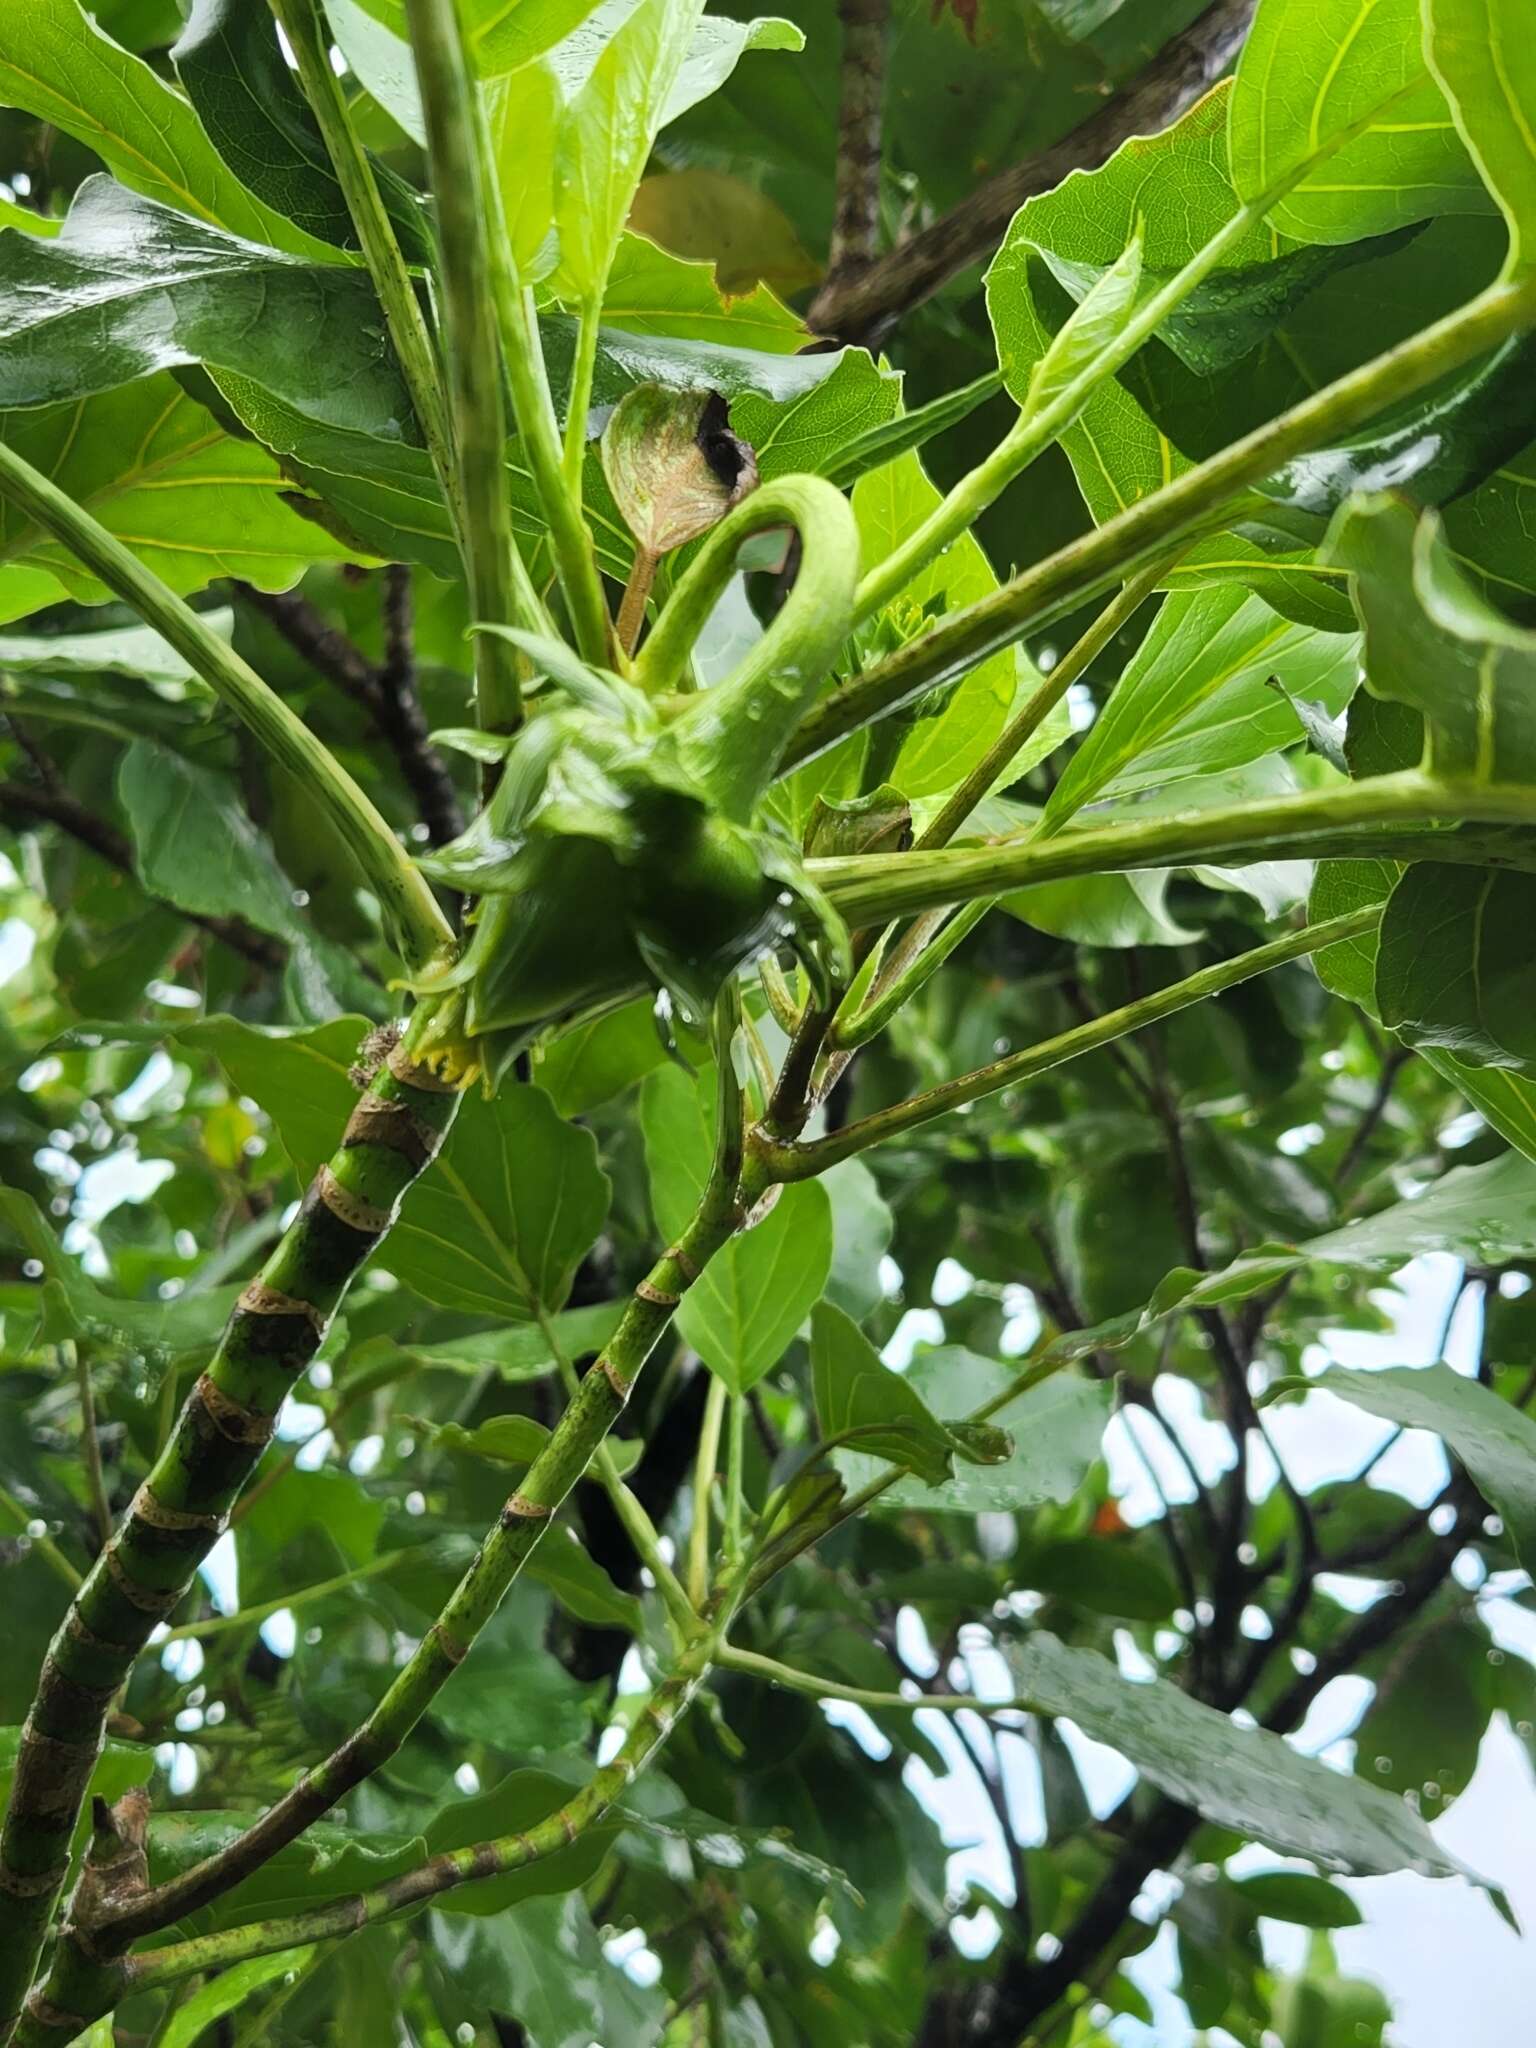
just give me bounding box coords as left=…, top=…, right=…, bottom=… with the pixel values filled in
left=2, top=1, right=1536, bottom=2043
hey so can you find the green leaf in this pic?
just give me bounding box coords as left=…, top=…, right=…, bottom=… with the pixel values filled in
left=1041, top=586, right=1359, bottom=827
left=1005, top=1632, right=1479, bottom=1881
left=1231, top=1872, right=1363, bottom=1928
left=811, top=1304, right=1010, bottom=1485
left=1375, top=864, right=1536, bottom=1069
left=427, top=1597, right=597, bottom=1753
left=1276, top=1362, right=1536, bottom=1571
left=159, top=1950, right=318, bottom=2048
left=525, top=1527, right=644, bottom=1633
left=534, top=998, right=670, bottom=1117
left=0, top=377, right=351, bottom=620
left=599, top=231, right=805, bottom=352
left=999, top=85, right=1389, bottom=377
left=396, top=1302, right=627, bottom=1378
left=641, top=1061, right=830, bottom=1393
left=0, top=0, right=341, bottom=257
left=119, top=1013, right=610, bottom=1319
left=0, top=611, right=231, bottom=692
left=1427, top=0, right=1536, bottom=274
left=822, top=1157, right=894, bottom=1323
left=0, top=1187, right=237, bottom=1356
left=835, top=1351, right=1111, bottom=1514
left=822, top=371, right=1002, bottom=491
left=173, top=0, right=430, bottom=261
left=1349, top=1605, right=1492, bottom=1817
left=852, top=449, right=1021, bottom=801
left=486, top=56, right=563, bottom=283
left=1027, top=230, right=1143, bottom=415
left=1021, top=1537, right=1181, bottom=1621
left=415, top=1413, right=553, bottom=1466
left=551, top=0, right=708, bottom=304
left=0, top=181, right=415, bottom=437
left=732, top=348, right=900, bottom=484
left=1229, top=0, right=1487, bottom=243
left=1329, top=494, right=1536, bottom=781
left=423, top=1762, right=620, bottom=1913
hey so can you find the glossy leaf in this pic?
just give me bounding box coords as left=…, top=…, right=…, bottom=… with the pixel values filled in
left=1229, top=0, right=1487, bottom=243
left=1006, top=1632, right=1478, bottom=1880
left=811, top=1303, right=1010, bottom=1484
left=1041, top=585, right=1360, bottom=827
left=1277, top=1362, right=1536, bottom=1570
left=1427, top=0, right=1536, bottom=273
left=0, top=377, right=351, bottom=618
left=0, top=180, right=415, bottom=435
left=835, top=1350, right=1111, bottom=1513
left=0, top=0, right=339, bottom=256
left=173, top=0, right=430, bottom=260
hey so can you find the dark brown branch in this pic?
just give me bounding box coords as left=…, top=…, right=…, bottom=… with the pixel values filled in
left=807, top=0, right=1259, bottom=343
left=0, top=780, right=284, bottom=972
left=238, top=575, right=463, bottom=846
left=826, top=0, right=889, bottom=288
left=372, top=566, right=465, bottom=846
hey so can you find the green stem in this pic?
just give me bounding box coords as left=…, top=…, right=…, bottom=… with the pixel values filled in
left=725, top=1395, right=746, bottom=1563
left=71, top=1344, right=112, bottom=1553
left=788, top=274, right=1536, bottom=769
left=690, top=1376, right=727, bottom=1608
left=0, top=1008, right=471, bottom=2036
left=269, top=0, right=457, bottom=521
left=562, top=296, right=603, bottom=498
left=720, top=1644, right=1031, bottom=1718
left=760, top=908, right=1378, bottom=1179
left=0, top=443, right=455, bottom=976
left=744, top=1358, right=1063, bottom=1598
left=826, top=561, right=1171, bottom=1054
left=538, top=1309, right=697, bottom=1630
left=855, top=205, right=1262, bottom=622
left=404, top=0, right=541, bottom=735
left=23, top=1641, right=722, bottom=2031
left=94, top=1167, right=750, bottom=1951
left=809, top=772, right=1536, bottom=932
left=0, top=1487, right=80, bottom=1593
left=638, top=477, right=860, bottom=821
left=161, top=1550, right=413, bottom=1644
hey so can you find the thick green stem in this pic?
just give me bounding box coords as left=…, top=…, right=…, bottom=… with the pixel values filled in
left=0, top=1014, right=470, bottom=2038
left=562, top=297, right=603, bottom=497
left=404, top=0, right=541, bottom=734
left=638, top=477, right=860, bottom=820
left=494, top=281, right=615, bottom=666
left=855, top=207, right=1261, bottom=621
left=826, top=562, right=1171, bottom=1054
left=0, top=446, right=455, bottom=979
left=95, top=1172, right=747, bottom=1950
left=810, top=773, right=1536, bottom=932
left=721, top=1644, right=1031, bottom=1717
left=788, top=274, right=1536, bottom=768
left=689, top=1375, right=727, bottom=1608
left=19, top=1642, right=722, bottom=2036
left=269, top=0, right=457, bottom=520
left=759, top=909, right=1378, bottom=1179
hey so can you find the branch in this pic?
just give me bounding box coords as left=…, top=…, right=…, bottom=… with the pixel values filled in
left=807, top=0, right=1258, bottom=342
left=0, top=441, right=455, bottom=976
left=0, top=778, right=284, bottom=972
left=27, top=1645, right=718, bottom=2030
left=0, top=1014, right=472, bottom=2033
left=758, top=910, right=1377, bottom=1178
left=240, top=575, right=465, bottom=848
left=788, top=272, right=1536, bottom=764
left=95, top=997, right=756, bottom=1949
left=825, top=0, right=889, bottom=289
